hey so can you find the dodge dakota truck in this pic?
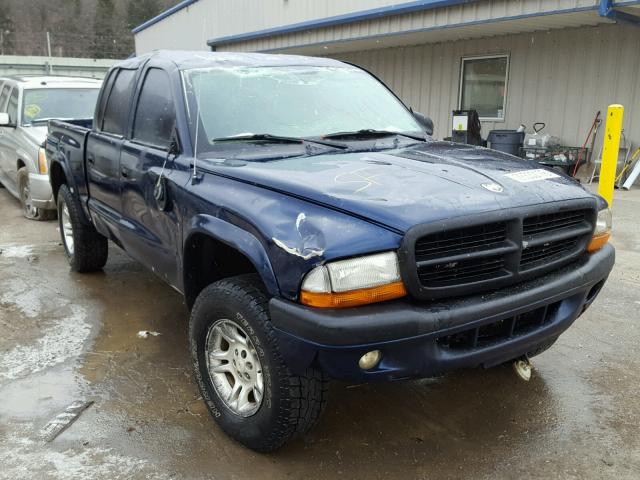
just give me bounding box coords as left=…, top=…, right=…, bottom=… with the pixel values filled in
left=46, top=51, right=614, bottom=452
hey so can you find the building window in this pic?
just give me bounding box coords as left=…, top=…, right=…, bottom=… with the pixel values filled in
left=459, top=55, right=509, bottom=121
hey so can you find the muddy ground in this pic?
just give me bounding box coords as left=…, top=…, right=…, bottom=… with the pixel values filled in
left=0, top=185, right=639, bottom=480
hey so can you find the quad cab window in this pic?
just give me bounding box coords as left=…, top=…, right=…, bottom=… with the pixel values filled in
left=102, top=69, right=136, bottom=135
left=132, top=69, right=176, bottom=150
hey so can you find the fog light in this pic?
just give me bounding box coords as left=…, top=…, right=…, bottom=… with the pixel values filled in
left=358, top=350, right=382, bottom=370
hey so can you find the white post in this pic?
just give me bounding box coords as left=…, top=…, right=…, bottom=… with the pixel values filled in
left=46, top=31, right=53, bottom=74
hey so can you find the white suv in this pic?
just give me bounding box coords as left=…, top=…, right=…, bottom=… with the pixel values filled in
left=0, top=75, right=101, bottom=220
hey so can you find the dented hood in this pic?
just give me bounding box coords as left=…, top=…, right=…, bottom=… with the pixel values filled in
left=205, top=141, right=596, bottom=232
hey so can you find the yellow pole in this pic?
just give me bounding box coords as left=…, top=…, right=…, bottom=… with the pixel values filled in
left=598, top=104, right=624, bottom=207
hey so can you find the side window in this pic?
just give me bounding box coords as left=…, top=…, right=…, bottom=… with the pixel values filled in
left=132, top=69, right=176, bottom=150
left=95, top=69, right=117, bottom=127
left=7, top=89, right=18, bottom=124
left=102, top=69, right=136, bottom=135
left=0, top=84, right=11, bottom=111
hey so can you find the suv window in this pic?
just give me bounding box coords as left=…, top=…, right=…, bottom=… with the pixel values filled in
left=7, top=89, right=18, bottom=124
left=0, top=84, right=11, bottom=111
left=102, top=69, right=136, bottom=135
left=95, top=69, right=117, bottom=127
left=132, top=69, right=175, bottom=149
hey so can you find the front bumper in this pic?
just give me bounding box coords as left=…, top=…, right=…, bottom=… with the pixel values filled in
left=28, top=172, right=55, bottom=209
left=270, top=245, right=615, bottom=381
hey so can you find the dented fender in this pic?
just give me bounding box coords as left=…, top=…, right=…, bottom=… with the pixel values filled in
left=185, top=214, right=280, bottom=297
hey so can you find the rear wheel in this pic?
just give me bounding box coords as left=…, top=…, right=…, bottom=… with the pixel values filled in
left=189, top=274, right=328, bottom=452
left=57, top=184, right=108, bottom=272
left=18, top=167, right=55, bottom=221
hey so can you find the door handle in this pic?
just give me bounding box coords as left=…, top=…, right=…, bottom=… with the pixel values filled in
left=121, top=166, right=132, bottom=178
left=87, top=155, right=95, bottom=165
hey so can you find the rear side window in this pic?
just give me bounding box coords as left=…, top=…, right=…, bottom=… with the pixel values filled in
left=132, top=69, right=176, bottom=149
left=7, top=90, right=18, bottom=124
left=95, top=69, right=116, bottom=126
left=0, top=84, right=11, bottom=111
left=102, top=69, right=136, bottom=135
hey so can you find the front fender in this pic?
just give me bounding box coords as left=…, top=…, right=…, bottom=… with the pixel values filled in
left=185, top=214, right=280, bottom=297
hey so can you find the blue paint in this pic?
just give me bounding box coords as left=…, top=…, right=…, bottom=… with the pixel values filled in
left=46, top=51, right=614, bottom=384
left=132, top=0, right=199, bottom=34
left=206, top=0, right=474, bottom=46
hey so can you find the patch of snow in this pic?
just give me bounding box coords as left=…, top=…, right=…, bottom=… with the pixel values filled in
left=0, top=244, right=34, bottom=258
left=0, top=305, right=91, bottom=383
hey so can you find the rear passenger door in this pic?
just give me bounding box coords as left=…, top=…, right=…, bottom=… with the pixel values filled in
left=119, top=68, right=181, bottom=285
left=86, top=68, right=136, bottom=239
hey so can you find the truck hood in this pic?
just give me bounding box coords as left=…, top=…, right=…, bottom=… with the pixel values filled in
left=204, top=141, right=596, bottom=232
left=21, top=126, right=48, bottom=146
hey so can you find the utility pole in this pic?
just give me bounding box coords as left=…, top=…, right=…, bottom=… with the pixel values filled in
left=46, top=31, right=53, bottom=74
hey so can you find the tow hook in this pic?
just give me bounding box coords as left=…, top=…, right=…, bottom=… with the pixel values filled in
left=512, top=357, right=533, bottom=382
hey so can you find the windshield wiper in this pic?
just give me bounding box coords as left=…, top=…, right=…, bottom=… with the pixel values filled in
left=212, top=133, right=347, bottom=149
left=323, top=129, right=425, bottom=141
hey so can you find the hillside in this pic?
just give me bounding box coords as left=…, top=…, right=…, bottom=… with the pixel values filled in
left=0, top=0, right=180, bottom=59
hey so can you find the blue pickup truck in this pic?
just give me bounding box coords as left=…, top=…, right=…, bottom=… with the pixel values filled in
left=46, top=51, right=614, bottom=452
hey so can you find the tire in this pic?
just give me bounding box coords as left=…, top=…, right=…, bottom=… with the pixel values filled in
left=18, top=167, right=55, bottom=221
left=189, top=274, right=328, bottom=452
left=57, top=184, right=108, bottom=272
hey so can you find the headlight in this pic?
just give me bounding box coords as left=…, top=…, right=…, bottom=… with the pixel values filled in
left=37, top=147, right=48, bottom=174
left=587, top=208, right=612, bottom=253
left=300, top=251, right=407, bottom=308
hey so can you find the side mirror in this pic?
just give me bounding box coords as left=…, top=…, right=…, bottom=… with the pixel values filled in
left=412, top=111, right=434, bottom=136
left=0, top=112, right=10, bottom=126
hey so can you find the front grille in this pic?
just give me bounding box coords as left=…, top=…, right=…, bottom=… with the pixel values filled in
left=520, top=238, right=579, bottom=269
left=418, top=255, right=506, bottom=287
left=402, top=203, right=596, bottom=300
left=523, top=210, right=588, bottom=237
left=436, top=301, right=561, bottom=351
left=519, top=209, right=591, bottom=271
left=415, top=222, right=507, bottom=261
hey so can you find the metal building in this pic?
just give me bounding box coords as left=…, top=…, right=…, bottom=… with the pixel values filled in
left=133, top=0, right=640, bottom=153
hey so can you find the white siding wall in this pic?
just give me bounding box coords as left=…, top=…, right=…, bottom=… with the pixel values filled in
left=332, top=23, right=640, bottom=154
left=135, top=0, right=403, bottom=54
left=220, top=0, right=603, bottom=53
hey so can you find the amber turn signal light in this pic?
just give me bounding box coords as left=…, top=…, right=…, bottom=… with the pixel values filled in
left=300, top=281, right=407, bottom=308
left=37, top=147, right=48, bottom=174
left=587, top=232, right=610, bottom=253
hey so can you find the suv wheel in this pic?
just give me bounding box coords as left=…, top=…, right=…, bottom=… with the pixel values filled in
left=189, top=274, right=328, bottom=452
left=57, top=184, right=108, bottom=272
left=18, top=167, right=55, bottom=221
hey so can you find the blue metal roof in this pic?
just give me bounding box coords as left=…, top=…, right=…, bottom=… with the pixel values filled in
left=132, top=0, right=200, bottom=34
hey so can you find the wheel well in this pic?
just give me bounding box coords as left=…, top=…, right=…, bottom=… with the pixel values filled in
left=183, top=233, right=260, bottom=310
left=49, top=162, right=67, bottom=204
left=17, top=159, right=25, bottom=170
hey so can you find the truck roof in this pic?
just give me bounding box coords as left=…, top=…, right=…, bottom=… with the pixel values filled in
left=116, top=50, right=349, bottom=71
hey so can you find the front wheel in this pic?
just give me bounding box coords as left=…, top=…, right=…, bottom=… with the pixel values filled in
left=57, top=184, right=108, bottom=272
left=189, top=274, right=328, bottom=452
left=18, top=167, right=55, bottom=221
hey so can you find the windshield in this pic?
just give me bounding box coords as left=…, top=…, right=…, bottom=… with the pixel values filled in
left=21, top=88, right=100, bottom=125
left=182, top=66, right=422, bottom=154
